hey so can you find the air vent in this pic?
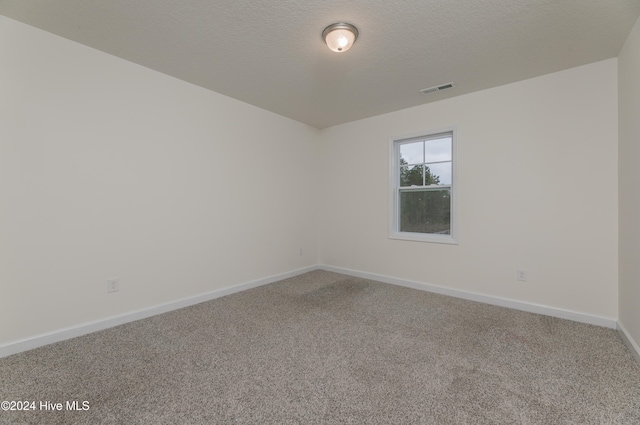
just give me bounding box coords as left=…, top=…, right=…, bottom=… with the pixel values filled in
left=420, top=82, right=455, bottom=95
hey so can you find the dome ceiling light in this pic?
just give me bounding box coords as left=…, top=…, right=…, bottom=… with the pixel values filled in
left=322, top=23, right=359, bottom=53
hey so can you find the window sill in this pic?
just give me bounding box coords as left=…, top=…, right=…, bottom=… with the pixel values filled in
left=388, top=231, right=458, bottom=245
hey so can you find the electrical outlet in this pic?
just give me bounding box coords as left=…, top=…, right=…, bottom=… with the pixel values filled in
left=516, top=269, right=528, bottom=282
left=299, top=248, right=303, bottom=256
left=107, top=278, right=119, bottom=293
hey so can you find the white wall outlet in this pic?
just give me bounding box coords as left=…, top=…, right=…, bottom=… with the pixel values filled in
left=107, top=277, right=120, bottom=293
left=299, top=247, right=303, bottom=256
left=516, top=269, right=528, bottom=282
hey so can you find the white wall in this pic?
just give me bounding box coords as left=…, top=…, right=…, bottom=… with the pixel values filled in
left=0, top=16, right=319, bottom=345
left=319, top=59, right=619, bottom=319
left=0, top=14, right=625, bottom=351
left=618, top=17, right=640, bottom=351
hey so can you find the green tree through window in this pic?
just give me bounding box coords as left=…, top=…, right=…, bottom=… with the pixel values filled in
left=400, top=157, right=441, bottom=186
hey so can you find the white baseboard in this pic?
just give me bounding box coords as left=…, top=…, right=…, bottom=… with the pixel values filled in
left=319, top=264, right=618, bottom=329
left=617, top=321, right=640, bottom=365
left=0, top=265, right=319, bottom=359
left=1, top=264, right=622, bottom=359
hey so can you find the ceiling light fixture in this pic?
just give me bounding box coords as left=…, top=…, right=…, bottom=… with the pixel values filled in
left=322, top=22, right=358, bottom=53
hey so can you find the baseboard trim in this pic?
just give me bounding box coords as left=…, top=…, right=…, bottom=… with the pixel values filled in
left=617, top=321, right=640, bottom=366
left=319, top=264, right=618, bottom=329
left=2, top=264, right=620, bottom=359
left=0, top=265, right=319, bottom=359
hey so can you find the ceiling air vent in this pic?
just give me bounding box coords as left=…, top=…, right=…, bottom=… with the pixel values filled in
left=420, top=82, right=455, bottom=95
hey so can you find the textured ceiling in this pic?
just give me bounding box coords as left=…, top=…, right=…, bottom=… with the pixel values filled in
left=1, top=0, right=639, bottom=128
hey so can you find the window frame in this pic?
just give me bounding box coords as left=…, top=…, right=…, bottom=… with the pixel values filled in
left=389, top=128, right=458, bottom=244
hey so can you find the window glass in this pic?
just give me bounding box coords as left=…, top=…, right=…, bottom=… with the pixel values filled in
left=400, top=141, right=423, bottom=165
left=425, top=163, right=451, bottom=185
left=400, top=165, right=424, bottom=187
left=400, top=189, right=451, bottom=234
left=425, top=137, right=451, bottom=162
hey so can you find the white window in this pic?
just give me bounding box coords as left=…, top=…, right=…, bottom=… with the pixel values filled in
left=389, top=130, right=457, bottom=244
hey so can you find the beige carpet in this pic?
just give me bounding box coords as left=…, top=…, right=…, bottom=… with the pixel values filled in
left=1, top=270, right=639, bottom=424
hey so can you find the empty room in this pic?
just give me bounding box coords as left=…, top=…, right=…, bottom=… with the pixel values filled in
left=1, top=1, right=640, bottom=423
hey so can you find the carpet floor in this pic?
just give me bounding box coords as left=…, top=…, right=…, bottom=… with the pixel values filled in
left=1, top=270, right=639, bottom=424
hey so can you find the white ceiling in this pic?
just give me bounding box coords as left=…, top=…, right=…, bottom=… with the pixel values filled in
left=2, top=0, right=639, bottom=129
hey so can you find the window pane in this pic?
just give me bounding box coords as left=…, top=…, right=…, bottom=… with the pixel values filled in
left=425, top=137, right=451, bottom=162
left=425, top=162, right=451, bottom=185
left=400, top=189, right=451, bottom=234
left=400, top=165, right=424, bottom=187
left=400, top=141, right=423, bottom=165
